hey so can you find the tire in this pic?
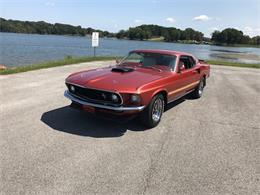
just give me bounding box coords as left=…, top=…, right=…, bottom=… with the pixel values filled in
left=140, top=94, right=164, bottom=128
left=191, top=77, right=205, bottom=99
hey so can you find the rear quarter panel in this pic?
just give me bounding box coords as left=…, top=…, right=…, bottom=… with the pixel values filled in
left=198, top=60, right=210, bottom=78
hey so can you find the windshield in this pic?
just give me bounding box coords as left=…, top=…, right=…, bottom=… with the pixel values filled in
left=119, top=51, right=176, bottom=69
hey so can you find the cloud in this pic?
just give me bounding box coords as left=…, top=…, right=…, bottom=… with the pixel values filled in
left=193, top=15, right=211, bottom=21
left=244, top=26, right=253, bottom=32
left=110, top=20, right=119, bottom=29
left=45, top=2, right=55, bottom=7
left=165, top=17, right=176, bottom=23
left=134, top=19, right=143, bottom=23
left=209, top=27, right=219, bottom=31
left=243, top=26, right=260, bottom=37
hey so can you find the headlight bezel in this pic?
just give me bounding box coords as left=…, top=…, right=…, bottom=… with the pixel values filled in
left=120, top=93, right=142, bottom=106
left=130, top=94, right=141, bottom=103
left=111, top=94, right=120, bottom=103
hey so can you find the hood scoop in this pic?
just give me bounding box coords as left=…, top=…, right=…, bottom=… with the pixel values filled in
left=111, top=67, right=134, bottom=73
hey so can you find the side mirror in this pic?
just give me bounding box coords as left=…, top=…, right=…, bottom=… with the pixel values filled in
left=116, top=58, right=120, bottom=64
left=178, top=64, right=185, bottom=73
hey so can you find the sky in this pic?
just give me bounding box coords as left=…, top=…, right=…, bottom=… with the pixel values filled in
left=1, top=0, right=260, bottom=37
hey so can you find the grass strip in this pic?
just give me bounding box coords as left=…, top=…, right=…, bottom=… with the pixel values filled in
left=1, top=56, right=259, bottom=75
left=206, top=60, right=260, bottom=68
left=0, top=56, right=116, bottom=75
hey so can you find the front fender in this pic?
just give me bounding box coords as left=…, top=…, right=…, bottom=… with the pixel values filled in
left=140, top=88, right=168, bottom=106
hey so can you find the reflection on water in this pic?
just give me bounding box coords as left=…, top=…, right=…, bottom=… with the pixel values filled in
left=210, top=52, right=260, bottom=64
left=210, top=49, right=245, bottom=53
left=0, top=32, right=260, bottom=67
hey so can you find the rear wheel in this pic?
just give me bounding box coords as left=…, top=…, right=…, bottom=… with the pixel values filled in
left=140, top=94, right=164, bottom=128
left=191, top=77, right=205, bottom=98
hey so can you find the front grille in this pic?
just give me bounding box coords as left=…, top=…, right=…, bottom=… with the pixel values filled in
left=66, top=83, right=122, bottom=105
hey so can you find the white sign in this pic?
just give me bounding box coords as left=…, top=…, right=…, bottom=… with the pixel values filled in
left=92, top=32, right=99, bottom=47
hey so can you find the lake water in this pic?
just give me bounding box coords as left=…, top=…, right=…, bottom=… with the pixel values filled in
left=0, top=32, right=260, bottom=67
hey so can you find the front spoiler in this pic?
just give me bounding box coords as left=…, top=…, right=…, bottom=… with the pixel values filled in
left=64, top=90, right=145, bottom=112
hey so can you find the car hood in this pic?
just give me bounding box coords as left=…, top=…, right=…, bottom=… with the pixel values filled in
left=66, top=66, right=170, bottom=93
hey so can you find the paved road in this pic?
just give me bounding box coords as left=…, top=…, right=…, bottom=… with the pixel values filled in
left=1, top=62, right=259, bottom=194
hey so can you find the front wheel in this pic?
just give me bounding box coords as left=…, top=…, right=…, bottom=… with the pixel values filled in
left=191, top=77, right=205, bottom=99
left=140, top=94, right=164, bottom=128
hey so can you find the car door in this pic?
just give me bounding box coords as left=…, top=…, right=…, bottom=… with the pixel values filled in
left=167, top=55, right=199, bottom=102
left=188, top=55, right=201, bottom=86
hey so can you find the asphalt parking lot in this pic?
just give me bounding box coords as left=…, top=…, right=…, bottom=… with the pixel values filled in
left=0, top=61, right=259, bottom=194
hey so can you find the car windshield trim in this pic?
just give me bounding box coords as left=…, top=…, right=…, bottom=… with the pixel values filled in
left=119, top=52, right=177, bottom=69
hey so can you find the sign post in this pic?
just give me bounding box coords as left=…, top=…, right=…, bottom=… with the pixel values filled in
left=92, top=32, right=99, bottom=57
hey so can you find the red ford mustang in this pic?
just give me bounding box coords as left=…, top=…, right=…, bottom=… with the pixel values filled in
left=64, top=50, right=210, bottom=127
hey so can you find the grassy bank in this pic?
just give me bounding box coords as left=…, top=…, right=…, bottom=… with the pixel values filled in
left=147, top=37, right=164, bottom=42
left=1, top=57, right=259, bottom=75
left=0, top=56, right=116, bottom=75
left=144, top=37, right=259, bottom=48
left=213, top=43, right=260, bottom=48
left=206, top=60, right=260, bottom=68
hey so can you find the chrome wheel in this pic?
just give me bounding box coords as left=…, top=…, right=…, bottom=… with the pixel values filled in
left=152, top=97, right=163, bottom=122
left=140, top=94, right=165, bottom=128
left=198, top=79, right=204, bottom=96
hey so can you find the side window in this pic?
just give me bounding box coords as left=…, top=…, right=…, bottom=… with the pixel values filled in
left=179, top=56, right=191, bottom=69
left=188, top=56, right=196, bottom=68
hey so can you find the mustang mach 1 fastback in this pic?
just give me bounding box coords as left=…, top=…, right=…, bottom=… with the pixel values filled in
left=64, top=50, right=210, bottom=127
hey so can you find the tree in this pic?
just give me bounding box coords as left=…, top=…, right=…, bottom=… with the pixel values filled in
left=211, top=30, right=221, bottom=43
left=0, top=17, right=112, bottom=37
left=1, top=17, right=258, bottom=45
left=211, top=28, right=252, bottom=45
left=116, top=30, right=127, bottom=39
left=251, top=36, right=260, bottom=45
left=121, top=25, right=205, bottom=42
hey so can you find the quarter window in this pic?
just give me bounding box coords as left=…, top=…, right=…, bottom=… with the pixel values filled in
left=179, top=56, right=196, bottom=69
left=188, top=56, right=196, bottom=68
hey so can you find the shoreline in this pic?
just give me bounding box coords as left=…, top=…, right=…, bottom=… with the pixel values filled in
left=1, top=32, right=259, bottom=49
left=0, top=56, right=259, bottom=75
left=0, top=56, right=116, bottom=75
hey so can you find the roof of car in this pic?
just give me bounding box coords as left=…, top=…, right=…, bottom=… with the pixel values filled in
left=130, top=49, right=192, bottom=56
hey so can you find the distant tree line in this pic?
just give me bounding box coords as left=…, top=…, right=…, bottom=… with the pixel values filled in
left=211, top=28, right=260, bottom=45
left=0, top=18, right=115, bottom=37
left=1, top=18, right=259, bottom=45
left=116, top=25, right=204, bottom=42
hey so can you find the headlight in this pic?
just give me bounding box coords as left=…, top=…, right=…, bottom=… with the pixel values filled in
left=130, top=94, right=141, bottom=103
left=70, top=85, right=75, bottom=92
left=111, top=94, right=119, bottom=102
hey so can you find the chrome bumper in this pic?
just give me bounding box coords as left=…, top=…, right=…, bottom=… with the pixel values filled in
left=64, top=90, right=145, bottom=112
